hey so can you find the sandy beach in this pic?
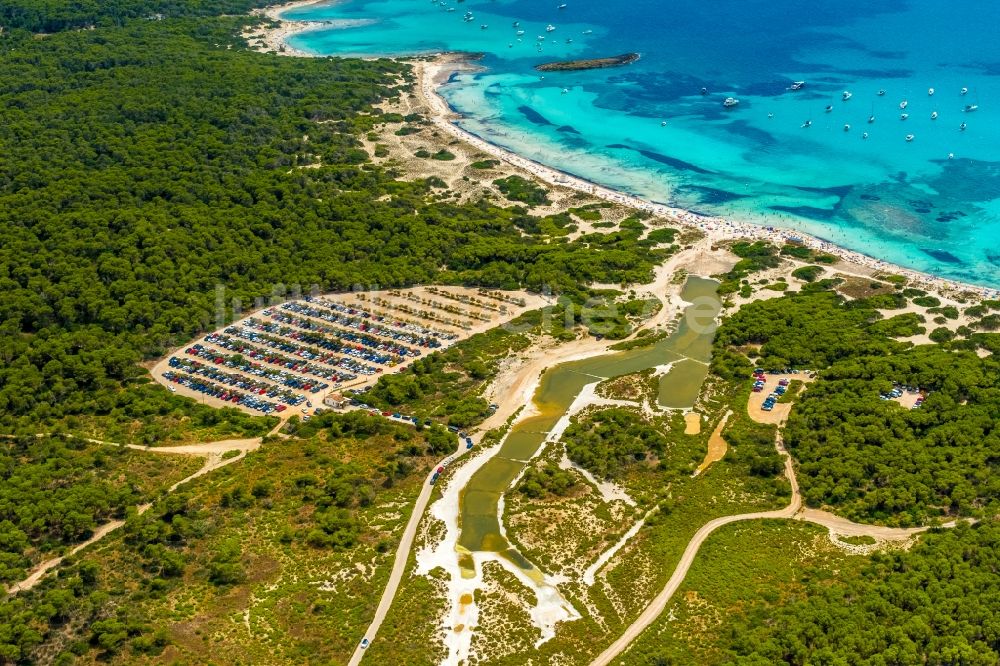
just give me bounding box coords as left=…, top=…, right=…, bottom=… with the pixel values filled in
left=246, top=7, right=997, bottom=302
left=411, top=57, right=996, bottom=301
left=244, top=0, right=364, bottom=56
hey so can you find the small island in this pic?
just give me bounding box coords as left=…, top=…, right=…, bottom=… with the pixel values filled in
left=535, top=52, right=640, bottom=72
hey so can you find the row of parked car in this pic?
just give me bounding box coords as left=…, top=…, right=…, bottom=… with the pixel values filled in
left=753, top=371, right=791, bottom=412
left=226, top=324, right=380, bottom=378
left=168, top=356, right=306, bottom=405
left=239, top=319, right=397, bottom=374
left=162, top=369, right=287, bottom=413
left=879, top=383, right=927, bottom=409
left=184, top=344, right=330, bottom=394
left=259, top=313, right=412, bottom=363
left=206, top=331, right=361, bottom=383
left=307, top=296, right=454, bottom=343
left=287, top=300, right=444, bottom=350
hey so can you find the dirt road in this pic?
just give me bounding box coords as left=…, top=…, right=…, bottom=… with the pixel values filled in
left=590, top=404, right=958, bottom=666
left=4, top=434, right=268, bottom=596
left=346, top=435, right=480, bottom=666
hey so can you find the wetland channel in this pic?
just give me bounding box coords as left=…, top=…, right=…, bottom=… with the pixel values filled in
left=456, top=277, right=722, bottom=577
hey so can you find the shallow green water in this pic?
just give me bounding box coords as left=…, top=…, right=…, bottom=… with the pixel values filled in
left=457, top=277, right=721, bottom=564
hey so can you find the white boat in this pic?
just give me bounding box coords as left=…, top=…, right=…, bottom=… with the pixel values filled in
left=961, top=87, right=969, bottom=95
left=928, top=88, right=935, bottom=96
left=516, top=29, right=525, bottom=35
left=789, top=81, right=806, bottom=90
left=802, top=120, right=812, bottom=127
left=960, top=122, right=967, bottom=131
left=948, top=152, right=955, bottom=159
left=862, top=132, right=869, bottom=139
left=964, top=104, right=979, bottom=112
left=561, top=88, right=569, bottom=94
left=900, top=113, right=909, bottom=120
left=899, top=100, right=908, bottom=109
left=878, top=89, right=886, bottom=96
left=868, top=114, right=876, bottom=123
left=825, top=105, right=833, bottom=112
left=661, top=121, right=667, bottom=126
left=512, top=21, right=520, bottom=27
left=931, top=111, right=938, bottom=119
left=842, top=90, right=853, bottom=100
left=582, top=29, right=593, bottom=34
left=905, top=134, right=914, bottom=142
left=480, top=24, right=488, bottom=29
left=723, top=97, right=740, bottom=108
left=546, top=24, right=556, bottom=31
left=844, top=124, right=851, bottom=131
left=558, top=3, right=568, bottom=8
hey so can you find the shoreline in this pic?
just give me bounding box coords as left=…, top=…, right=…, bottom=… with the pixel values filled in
left=247, top=7, right=996, bottom=299
left=244, top=0, right=350, bottom=56
left=412, top=56, right=996, bottom=299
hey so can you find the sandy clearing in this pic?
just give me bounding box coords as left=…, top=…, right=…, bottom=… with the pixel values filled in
left=693, top=410, right=731, bottom=476
left=683, top=412, right=702, bottom=435
left=346, top=433, right=478, bottom=666
left=747, top=373, right=815, bottom=425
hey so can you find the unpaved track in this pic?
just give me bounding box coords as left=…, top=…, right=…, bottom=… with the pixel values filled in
left=3, top=429, right=275, bottom=596
left=590, top=432, right=958, bottom=666
left=589, top=433, right=801, bottom=666
left=347, top=439, right=471, bottom=666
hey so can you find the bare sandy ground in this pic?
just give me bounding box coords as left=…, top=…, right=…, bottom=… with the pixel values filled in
left=683, top=412, right=702, bottom=435
left=747, top=373, right=815, bottom=425
left=693, top=410, right=732, bottom=476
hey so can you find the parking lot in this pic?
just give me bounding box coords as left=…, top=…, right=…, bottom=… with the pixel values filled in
left=747, top=371, right=815, bottom=424
left=152, top=287, right=547, bottom=415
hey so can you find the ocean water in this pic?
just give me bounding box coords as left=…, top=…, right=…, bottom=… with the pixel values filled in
left=287, top=0, right=1000, bottom=288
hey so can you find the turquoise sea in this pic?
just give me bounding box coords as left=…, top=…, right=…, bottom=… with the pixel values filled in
left=286, top=0, right=1000, bottom=289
